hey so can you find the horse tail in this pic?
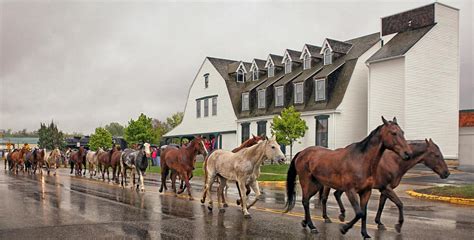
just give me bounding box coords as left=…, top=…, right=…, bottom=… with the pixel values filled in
left=284, top=151, right=300, bottom=213
left=202, top=154, right=209, bottom=190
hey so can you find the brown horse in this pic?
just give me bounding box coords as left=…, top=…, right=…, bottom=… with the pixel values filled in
left=200, top=135, right=264, bottom=206
left=159, top=137, right=208, bottom=200
left=110, top=146, right=122, bottom=184
left=285, top=117, right=412, bottom=238
left=69, top=146, right=86, bottom=176
left=8, top=147, right=29, bottom=174
left=97, top=148, right=112, bottom=181
left=320, top=139, right=449, bottom=233
left=30, top=148, right=45, bottom=175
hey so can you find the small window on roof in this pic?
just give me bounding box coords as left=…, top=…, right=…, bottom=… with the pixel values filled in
left=237, top=69, right=245, bottom=82
left=323, top=48, right=332, bottom=65
left=294, top=82, right=304, bottom=104
left=252, top=70, right=259, bottom=81
left=268, top=62, right=274, bottom=77
left=275, top=86, right=284, bottom=107
left=284, top=58, right=292, bottom=74
left=204, top=73, right=209, bottom=88
left=303, top=52, right=311, bottom=70
left=315, top=79, right=326, bottom=101
left=242, top=92, right=250, bottom=111
left=258, top=89, right=266, bottom=109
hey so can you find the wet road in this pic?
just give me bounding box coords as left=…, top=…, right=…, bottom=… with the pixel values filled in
left=0, top=169, right=473, bottom=239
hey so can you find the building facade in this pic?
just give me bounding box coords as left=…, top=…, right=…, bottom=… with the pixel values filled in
left=165, top=3, right=460, bottom=160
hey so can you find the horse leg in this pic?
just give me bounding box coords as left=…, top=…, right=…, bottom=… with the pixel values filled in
left=375, top=191, right=388, bottom=230
left=382, top=188, right=404, bottom=233
left=171, top=172, right=178, bottom=196
left=246, top=180, right=262, bottom=210
left=159, top=167, right=169, bottom=192
left=184, top=172, right=193, bottom=200
left=334, top=190, right=346, bottom=222
left=221, top=182, right=228, bottom=208
left=237, top=179, right=251, bottom=217
left=358, top=190, right=372, bottom=239
left=206, top=172, right=216, bottom=211
left=217, top=176, right=226, bottom=212
left=139, top=170, right=145, bottom=192
left=299, top=174, right=319, bottom=233
left=321, top=186, right=332, bottom=223
left=70, top=160, right=74, bottom=174
left=340, top=189, right=363, bottom=235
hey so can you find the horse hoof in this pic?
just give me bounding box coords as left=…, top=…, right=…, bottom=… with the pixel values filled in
left=338, top=214, right=345, bottom=222
left=395, top=223, right=402, bottom=233
left=207, top=206, right=213, bottom=212
left=244, top=214, right=251, bottom=219
left=324, top=218, right=332, bottom=223
left=340, top=226, right=348, bottom=235
left=377, top=224, right=386, bottom=230
left=362, top=233, right=372, bottom=239
left=189, top=197, right=194, bottom=201
left=159, top=189, right=163, bottom=193
left=200, top=199, right=205, bottom=204
left=223, top=203, right=228, bottom=208
left=236, top=199, right=241, bottom=205
left=301, top=220, right=307, bottom=228
left=219, top=208, right=225, bottom=213
left=310, top=228, right=319, bottom=234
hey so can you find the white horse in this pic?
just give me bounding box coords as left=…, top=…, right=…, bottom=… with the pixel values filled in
left=44, top=148, right=61, bottom=176
left=203, top=136, right=285, bottom=217
left=86, top=150, right=98, bottom=178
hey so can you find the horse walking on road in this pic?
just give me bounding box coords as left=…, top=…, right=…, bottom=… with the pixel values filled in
left=86, top=150, right=98, bottom=178
left=110, top=146, right=122, bottom=183
left=319, top=138, right=449, bottom=233
left=159, top=137, right=208, bottom=200
left=8, top=147, right=28, bottom=174
left=203, top=136, right=285, bottom=217
left=285, top=117, right=412, bottom=238
left=69, top=146, right=86, bottom=176
left=31, top=148, right=45, bottom=175
left=121, top=143, right=151, bottom=191
left=44, top=148, right=61, bottom=176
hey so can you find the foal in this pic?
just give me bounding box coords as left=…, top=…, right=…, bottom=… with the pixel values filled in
left=319, top=138, right=449, bottom=232
left=285, top=117, right=412, bottom=238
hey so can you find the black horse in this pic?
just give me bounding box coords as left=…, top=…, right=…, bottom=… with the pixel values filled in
left=120, top=143, right=151, bottom=191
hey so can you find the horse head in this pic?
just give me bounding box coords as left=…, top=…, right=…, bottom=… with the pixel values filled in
left=192, top=136, right=208, bottom=157
left=380, top=116, right=412, bottom=160
left=142, top=143, right=151, bottom=157
left=421, top=138, right=450, bottom=179
left=263, top=135, right=286, bottom=164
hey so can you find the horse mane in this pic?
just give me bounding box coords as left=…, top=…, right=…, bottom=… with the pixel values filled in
left=406, top=140, right=428, bottom=159
left=355, top=125, right=383, bottom=152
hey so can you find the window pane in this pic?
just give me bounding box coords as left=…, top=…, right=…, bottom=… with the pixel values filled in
left=241, top=123, right=250, bottom=143
left=316, top=118, right=328, bottom=147
left=212, top=97, right=217, bottom=116
left=276, top=87, right=283, bottom=106
left=257, top=121, right=267, bottom=137
left=204, top=98, right=209, bottom=117
left=316, top=80, right=325, bottom=101
left=196, top=100, right=201, bottom=118
left=258, top=90, right=265, bottom=109
left=242, top=93, right=249, bottom=111
left=268, top=66, right=274, bottom=77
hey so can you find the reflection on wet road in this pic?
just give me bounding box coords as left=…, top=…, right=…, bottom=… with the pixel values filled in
left=0, top=169, right=473, bottom=239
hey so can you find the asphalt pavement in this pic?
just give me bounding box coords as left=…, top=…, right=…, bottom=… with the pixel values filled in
left=0, top=168, right=473, bottom=239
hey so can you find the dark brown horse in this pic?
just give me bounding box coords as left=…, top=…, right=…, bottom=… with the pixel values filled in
left=110, top=146, right=122, bottom=184
left=97, top=148, right=111, bottom=181
left=8, top=147, right=28, bottom=174
left=200, top=135, right=264, bottom=206
left=30, top=148, right=45, bottom=175
left=70, top=146, right=86, bottom=176
left=285, top=117, right=412, bottom=238
left=319, top=138, right=449, bottom=232
left=159, top=136, right=208, bottom=200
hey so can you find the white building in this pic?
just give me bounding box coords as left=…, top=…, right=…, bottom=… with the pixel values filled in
left=165, top=3, right=460, bottom=160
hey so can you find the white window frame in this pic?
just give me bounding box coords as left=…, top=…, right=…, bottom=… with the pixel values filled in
left=275, top=86, right=284, bottom=107
left=212, top=97, right=217, bottom=116
left=204, top=73, right=209, bottom=88
left=237, top=69, right=245, bottom=82
left=294, top=82, right=304, bottom=104
left=196, top=100, right=201, bottom=118
left=315, top=79, right=326, bottom=101
left=258, top=89, right=266, bottom=109
left=303, top=52, right=311, bottom=70
left=204, top=98, right=209, bottom=117
left=242, top=92, right=250, bottom=111
left=284, top=58, right=292, bottom=74
left=323, top=48, right=332, bottom=65
left=268, top=62, right=274, bottom=77
left=252, top=70, right=259, bottom=81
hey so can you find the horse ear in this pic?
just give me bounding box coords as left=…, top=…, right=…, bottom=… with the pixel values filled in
left=429, top=138, right=434, bottom=143
left=381, top=116, right=389, bottom=125
left=265, top=136, right=269, bottom=141
left=392, top=117, right=398, bottom=124
left=271, top=135, right=276, bottom=141
left=425, top=138, right=430, bottom=145
left=252, top=134, right=256, bottom=139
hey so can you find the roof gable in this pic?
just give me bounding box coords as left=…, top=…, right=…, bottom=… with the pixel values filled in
left=251, top=59, right=266, bottom=72
left=266, top=54, right=283, bottom=68
left=283, top=49, right=303, bottom=63
left=320, top=38, right=353, bottom=54
left=300, top=44, right=322, bottom=59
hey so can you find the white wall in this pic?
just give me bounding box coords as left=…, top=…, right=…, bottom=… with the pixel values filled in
left=221, top=132, right=237, bottom=151
left=459, top=127, right=474, bottom=166
left=404, top=4, right=459, bottom=159
left=165, top=58, right=238, bottom=137
left=368, top=57, right=406, bottom=130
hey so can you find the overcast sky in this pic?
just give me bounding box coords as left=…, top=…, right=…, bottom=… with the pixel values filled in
left=1, top=0, right=472, bottom=134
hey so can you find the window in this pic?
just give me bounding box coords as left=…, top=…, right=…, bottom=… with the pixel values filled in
left=252, top=70, right=259, bottom=81
left=212, top=97, right=217, bottom=116
left=294, top=82, right=304, bottom=104
left=257, top=121, right=267, bottom=137
left=275, top=86, right=284, bottom=107
left=303, top=52, right=311, bottom=70
left=196, top=100, right=201, bottom=118
left=316, top=115, right=329, bottom=147
left=258, top=89, right=266, bottom=109
left=242, top=92, right=249, bottom=111
left=268, top=62, right=275, bottom=77
left=323, top=48, right=332, bottom=65
left=241, top=123, right=250, bottom=143
left=204, top=73, right=209, bottom=88
left=204, top=98, right=209, bottom=117
left=237, top=69, right=245, bottom=82
left=315, top=79, right=326, bottom=101
left=284, top=58, right=292, bottom=74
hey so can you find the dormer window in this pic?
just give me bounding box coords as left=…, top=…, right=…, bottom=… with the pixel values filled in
left=275, top=86, right=284, bottom=107
left=284, top=58, right=292, bottom=74
left=242, top=92, right=250, bottom=111
left=258, top=89, right=266, bottom=109
left=315, top=78, right=326, bottom=101
left=303, top=52, right=311, bottom=70
left=252, top=70, right=259, bottom=81
left=237, top=68, right=245, bottom=82
left=323, top=48, right=332, bottom=65
left=204, top=73, right=209, bottom=88
left=267, top=62, right=274, bottom=78
left=294, top=82, right=304, bottom=103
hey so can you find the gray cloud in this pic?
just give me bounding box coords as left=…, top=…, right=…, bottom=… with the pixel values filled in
left=1, top=0, right=472, bottom=134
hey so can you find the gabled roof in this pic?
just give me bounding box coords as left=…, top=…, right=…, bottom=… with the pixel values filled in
left=257, top=72, right=285, bottom=90
left=274, top=65, right=304, bottom=87
left=366, top=24, right=435, bottom=63
left=227, top=61, right=250, bottom=74
left=251, top=59, right=266, bottom=71
left=283, top=49, right=303, bottom=63
left=321, top=38, right=353, bottom=54
left=301, top=44, right=323, bottom=59
left=266, top=54, right=284, bottom=67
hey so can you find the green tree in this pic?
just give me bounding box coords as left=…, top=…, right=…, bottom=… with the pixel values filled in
left=271, top=106, right=308, bottom=160
left=38, top=121, right=66, bottom=150
left=152, top=119, right=170, bottom=144
left=104, top=122, right=125, bottom=137
left=166, top=112, right=184, bottom=129
left=124, top=113, right=156, bottom=144
left=89, top=127, right=113, bottom=151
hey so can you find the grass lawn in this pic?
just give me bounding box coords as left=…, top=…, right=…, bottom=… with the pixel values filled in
left=417, top=184, right=474, bottom=199
left=147, top=162, right=289, bottom=181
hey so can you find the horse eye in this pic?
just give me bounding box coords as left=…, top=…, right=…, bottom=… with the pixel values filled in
left=391, top=132, right=396, bottom=136
left=271, top=146, right=275, bottom=149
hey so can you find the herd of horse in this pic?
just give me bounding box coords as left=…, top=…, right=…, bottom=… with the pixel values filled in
left=2, top=116, right=451, bottom=238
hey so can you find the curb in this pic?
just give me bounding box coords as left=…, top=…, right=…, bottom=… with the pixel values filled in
left=259, top=181, right=286, bottom=188
left=406, top=190, right=474, bottom=206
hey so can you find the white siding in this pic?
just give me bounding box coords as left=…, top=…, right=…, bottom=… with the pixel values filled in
left=368, top=57, right=406, bottom=131
left=221, top=133, right=237, bottom=151
left=165, top=58, right=237, bottom=137
left=404, top=4, right=459, bottom=159
left=336, top=43, right=380, bottom=148
left=459, top=127, right=474, bottom=166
